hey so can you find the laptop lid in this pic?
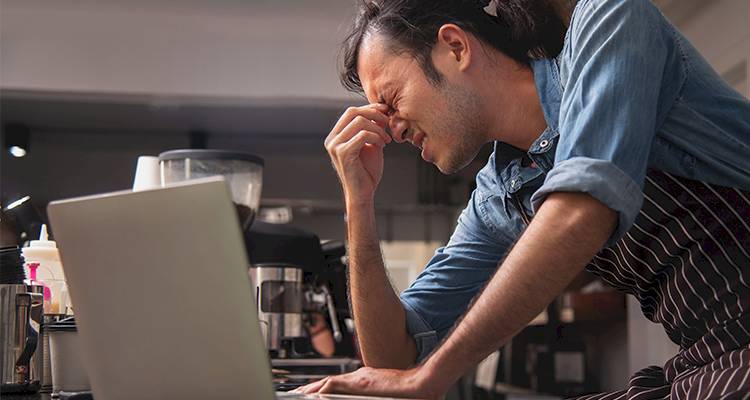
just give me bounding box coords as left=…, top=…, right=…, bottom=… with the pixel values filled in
left=47, top=177, right=275, bottom=400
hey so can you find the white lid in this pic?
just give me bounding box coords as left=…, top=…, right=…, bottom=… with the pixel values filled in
left=28, top=224, right=57, bottom=248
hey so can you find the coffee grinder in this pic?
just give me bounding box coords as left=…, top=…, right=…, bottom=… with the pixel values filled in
left=158, top=150, right=348, bottom=359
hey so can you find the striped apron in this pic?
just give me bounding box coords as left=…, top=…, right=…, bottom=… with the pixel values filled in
left=572, top=170, right=750, bottom=399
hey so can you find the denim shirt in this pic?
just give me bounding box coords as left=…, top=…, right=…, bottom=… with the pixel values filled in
left=400, top=0, right=750, bottom=361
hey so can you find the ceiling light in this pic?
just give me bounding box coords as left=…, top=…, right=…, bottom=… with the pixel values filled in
left=5, top=196, right=31, bottom=211
left=9, top=146, right=27, bottom=158
left=4, top=123, right=30, bottom=158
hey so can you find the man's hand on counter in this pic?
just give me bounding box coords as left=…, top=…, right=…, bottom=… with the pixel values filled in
left=291, top=365, right=442, bottom=399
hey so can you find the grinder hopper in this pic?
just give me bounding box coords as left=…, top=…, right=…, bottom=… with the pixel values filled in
left=158, top=149, right=264, bottom=232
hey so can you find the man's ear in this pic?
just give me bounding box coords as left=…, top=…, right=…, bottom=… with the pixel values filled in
left=436, top=24, right=471, bottom=70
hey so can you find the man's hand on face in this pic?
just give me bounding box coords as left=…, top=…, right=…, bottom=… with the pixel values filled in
left=290, top=365, right=442, bottom=399
left=325, top=104, right=393, bottom=205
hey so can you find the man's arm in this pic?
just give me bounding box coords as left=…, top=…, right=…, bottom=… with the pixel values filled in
left=320, top=103, right=417, bottom=369
left=346, top=201, right=417, bottom=369
left=296, top=191, right=616, bottom=398
left=421, top=191, right=617, bottom=395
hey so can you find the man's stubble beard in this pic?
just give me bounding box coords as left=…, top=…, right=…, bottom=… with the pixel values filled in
left=433, top=82, right=489, bottom=175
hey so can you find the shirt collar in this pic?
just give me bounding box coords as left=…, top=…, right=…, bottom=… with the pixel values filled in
left=530, top=58, right=564, bottom=132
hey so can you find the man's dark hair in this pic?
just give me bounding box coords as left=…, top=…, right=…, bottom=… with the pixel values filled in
left=340, top=0, right=570, bottom=93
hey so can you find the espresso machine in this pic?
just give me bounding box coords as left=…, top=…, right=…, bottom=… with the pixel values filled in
left=246, top=222, right=347, bottom=359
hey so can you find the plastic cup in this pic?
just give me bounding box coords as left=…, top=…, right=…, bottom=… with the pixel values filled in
left=132, top=156, right=160, bottom=191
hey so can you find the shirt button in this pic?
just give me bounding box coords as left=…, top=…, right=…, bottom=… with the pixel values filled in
left=539, top=139, right=549, bottom=148
left=511, top=179, right=517, bottom=187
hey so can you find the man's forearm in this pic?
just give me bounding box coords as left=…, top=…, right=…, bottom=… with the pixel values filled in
left=421, top=192, right=617, bottom=392
left=346, top=201, right=417, bottom=369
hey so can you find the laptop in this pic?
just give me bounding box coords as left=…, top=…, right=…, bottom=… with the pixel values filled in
left=47, top=177, right=403, bottom=400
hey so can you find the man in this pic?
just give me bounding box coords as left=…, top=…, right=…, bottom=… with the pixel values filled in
left=294, top=0, right=750, bottom=398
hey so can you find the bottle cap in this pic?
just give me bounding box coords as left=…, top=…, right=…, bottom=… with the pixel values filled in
left=29, top=224, right=56, bottom=248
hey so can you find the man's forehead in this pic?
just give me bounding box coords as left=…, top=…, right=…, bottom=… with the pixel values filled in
left=357, top=34, right=414, bottom=103
left=358, top=35, right=392, bottom=102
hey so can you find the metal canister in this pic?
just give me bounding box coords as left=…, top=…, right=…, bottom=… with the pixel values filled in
left=0, top=284, right=44, bottom=394
left=255, top=266, right=305, bottom=357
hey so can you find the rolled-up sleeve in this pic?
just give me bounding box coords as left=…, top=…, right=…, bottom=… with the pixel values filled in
left=400, top=184, right=514, bottom=362
left=401, top=298, right=439, bottom=362
left=531, top=0, right=670, bottom=245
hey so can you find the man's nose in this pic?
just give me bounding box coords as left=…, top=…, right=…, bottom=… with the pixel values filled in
left=389, top=118, right=408, bottom=143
